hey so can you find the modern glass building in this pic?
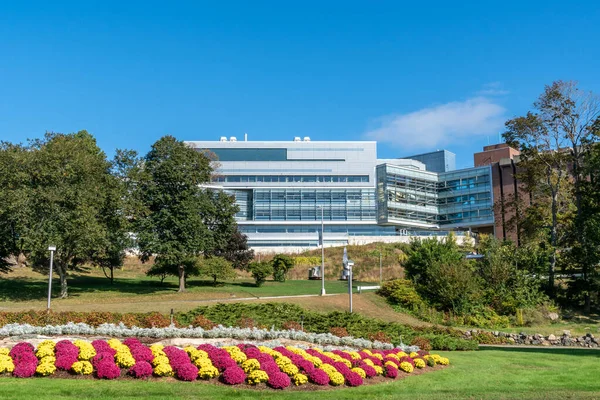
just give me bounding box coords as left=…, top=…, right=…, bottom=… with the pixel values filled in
left=186, top=138, right=494, bottom=250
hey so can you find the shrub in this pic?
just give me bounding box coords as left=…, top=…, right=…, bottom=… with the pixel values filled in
left=329, top=327, right=349, bottom=337
left=377, top=279, right=425, bottom=309
left=267, top=371, right=291, bottom=389
left=192, top=315, right=216, bottom=330
left=198, top=256, right=236, bottom=285
left=410, top=337, right=431, bottom=351
left=271, top=254, right=295, bottom=282
left=248, top=261, right=273, bottom=287
left=282, top=320, right=303, bottom=331
left=368, top=331, right=391, bottom=343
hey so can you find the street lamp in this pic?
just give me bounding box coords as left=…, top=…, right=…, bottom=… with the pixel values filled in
left=379, top=250, right=382, bottom=285
left=319, top=206, right=326, bottom=296
left=47, top=246, right=56, bottom=311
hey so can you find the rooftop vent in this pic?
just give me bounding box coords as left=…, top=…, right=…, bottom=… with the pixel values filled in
left=219, top=137, right=228, bottom=142
left=294, top=137, right=301, bottom=142
left=303, top=137, right=311, bottom=141
left=230, top=136, right=237, bottom=142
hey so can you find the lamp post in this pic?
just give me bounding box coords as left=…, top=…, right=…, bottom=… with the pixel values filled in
left=47, top=246, right=56, bottom=311
left=379, top=251, right=382, bottom=285
left=320, top=206, right=326, bottom=296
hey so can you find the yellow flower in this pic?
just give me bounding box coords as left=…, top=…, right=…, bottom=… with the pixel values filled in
left=373, top=365, right=383, bottom=375
left=384, top=360, right=397, bottom=368
left=409, top=352, right=419, bottom=358
left=438, top=357, right=450, bottom=365
left=351, top=367, right=366, bottom=378
left=194, top=358, right=214, bottom=369
left=258, top=346, right=273, bottom=354
left=386, top=354, right=399, bottom=361
left=0, top=358, right=15, bottom=374
left=115, top=351, right=136, bottom=368
left=152, top=355, right=170, bottom=367
left=241, top=359, right=260, bottom=373
left=361, top=349, right=373, bottom=355
left=246, top=370, right=269, bottom=385
left=71, top=361, right=94, bottom=375
left=153, top=363, right=173, bottom=377
left=396, top=351, right=407, bottom=358
left=363, top=359, right=375, bottom=367
left=77, top=346, right=96, bottom=361
left=414, top=358, right=426, bottom=369
left=344, top=351, right=361, bottom=360
left=40, top=356, right=56, bottom=365
left=372, top=353, right=384, bottom=361
left=230, top=351, right=247, bottom=363
left=36, top=362, right=56, bottom=376
left=0, top=348, right=10, bottom=356
left=280, top=363, right=299, bottom=377
left=292, top=373, right=308, bottom=385
left=275, top=356, right=292, bottom=368
left=399, top=362, right=414, bottom=373
left=198, top=365, right=219, bottom=379
left=319, top=364, right=337, bottom=375
left=328, top=371, right=344, bottom=386
left=107, top=339, right=123, bottom=350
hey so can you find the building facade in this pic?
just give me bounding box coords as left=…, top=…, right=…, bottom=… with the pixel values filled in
left=186, top=138, right=494, bottom=251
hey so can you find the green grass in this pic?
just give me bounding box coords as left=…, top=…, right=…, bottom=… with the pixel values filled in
left=0, top=348, right=598, bottom=399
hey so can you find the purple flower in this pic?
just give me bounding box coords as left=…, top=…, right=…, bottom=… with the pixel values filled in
left=92, top=352, right=116, bottom=368
left=123, top=338, right=142, bottom=347
left=345, top=371, right=363, bottom=387
left=309, top=369, right=330, bottom=386
left=295, top=359, right=315, bottom=374
left=95, top=360, right=121, bottom=379
left=131, top=346, right=154, bottom=363
left=359, top=363, right=377, bottom=378
left=221, top=366, right=246, bottom=385
left=175, top=363, right=199, bottom=381
left=399, top=356, right=415, bottom=367
left=55, top=354, right=78, bottom=370
left=385, top=364, right=398, bottom=379
left=243, top=347, right=261, bottom=359
left=267, top=372, right=291, bottom=389
left=9, top=343, right=34, bottom=358
left=129, top=361, right=153, bottom=379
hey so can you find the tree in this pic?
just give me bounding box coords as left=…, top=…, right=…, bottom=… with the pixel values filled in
left=0, top=142, right=29, bottom=273
left=249, top=261, right=273, bottom=287
left=271, top=254, right=295, bottom=282
left=135, top=136, right=239, bottom=292
left=209, top=228, right=254, bottom=271
left=198, top=256, right=236, bottom=285
left=23, top=131, right=127, bottom=298
left=504, top=81, right=600, bottom=298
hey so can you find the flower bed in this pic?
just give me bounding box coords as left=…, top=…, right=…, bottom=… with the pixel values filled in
left=0, top=339, right=450, bottom=389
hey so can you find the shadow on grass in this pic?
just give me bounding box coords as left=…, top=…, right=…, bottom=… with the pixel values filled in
left=0, top=275, right=176, bottom=302
left=480, top=345, right=600, bottom=357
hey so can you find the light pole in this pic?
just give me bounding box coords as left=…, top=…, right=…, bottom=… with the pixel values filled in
left=379, top=251, right=382, bottom=285
left=320, top=206, right=326, bottom=296
left=47, top=246, right=56, bottom=312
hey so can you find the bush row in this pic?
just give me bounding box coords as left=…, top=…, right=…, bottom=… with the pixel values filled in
left=176, top=303, right=478, bottom=351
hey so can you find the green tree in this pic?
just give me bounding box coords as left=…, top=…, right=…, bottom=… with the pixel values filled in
left=135, top=136, right=213, bottom=292
left=504, top=108, right=572, bottom=296
left=23, top=131, right=127, bottom=298
left=0, top=142, right=29, bottom=273
left=249, top=261, right=273, bottom=287
left=271, top=254, right=295, bottom=282
left=135, top=136, right=240, bottom=292
left=198, top=256, right=236, bottom=285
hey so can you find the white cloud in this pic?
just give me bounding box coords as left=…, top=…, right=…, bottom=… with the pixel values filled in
left=364, top=96, right=506, bottom=150
left=476, top=82, right=510, bottom=96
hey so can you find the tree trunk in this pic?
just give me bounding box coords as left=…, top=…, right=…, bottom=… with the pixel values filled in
left=57, top=264, right=68, bottom=299
left=549, top=188, right=558, bottom=297
left=178, top=265, right=185, bottom=292
left=110, top=267, right=114, bottom=285
left=584, top=294, right=591, bottom=315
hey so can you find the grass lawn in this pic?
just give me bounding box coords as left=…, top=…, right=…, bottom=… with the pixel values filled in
left=0, top=348, right=598, bottom=399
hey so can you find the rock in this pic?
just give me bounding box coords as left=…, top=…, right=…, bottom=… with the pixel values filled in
left=541, top=340, right=551, bottom=346
left=563, top=330, right=571, bottom=336
left=548, top=334, right=556, bottom=341
left=547, top=312, right=559, bottom=321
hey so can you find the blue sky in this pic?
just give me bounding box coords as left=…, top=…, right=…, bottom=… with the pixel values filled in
left=1, top=1, right=599, bottom=168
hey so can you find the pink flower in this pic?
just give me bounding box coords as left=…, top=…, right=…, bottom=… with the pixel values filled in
left=175, top=363, right=199, bottom=381
left=267, top=372, right=291, bottom=389
left=95, top=360, right=121, bottom=379
left=129, top=361, right=153, bottom=379
left=385, top=364, right=398, bottom=379
left=345, top=371, right=363, bottom=387
left=221, top=366, right=246, bottom=385
left=309, top=369, right=329, bottom=385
